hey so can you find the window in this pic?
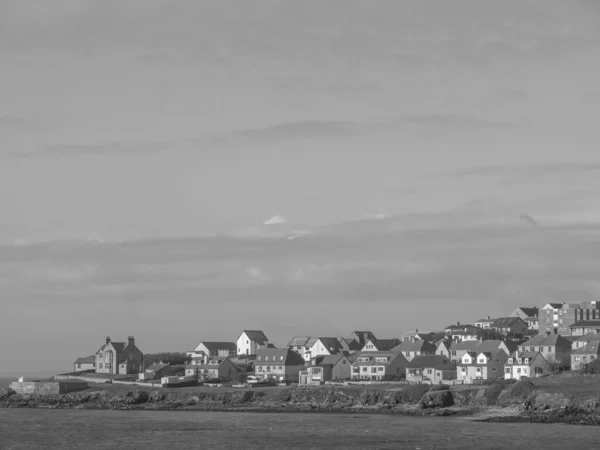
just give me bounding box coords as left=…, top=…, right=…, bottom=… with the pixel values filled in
left=378, top=367, right=384, bottom=372
left=99, top=363, right=103, bottom=369
left=278, top=366, right=283, bottom=370
left=77, top=363, right=82, bottom=369
left=267, top=366, right=271, bottom=372
left=518, top=359, right=522, bottom=363
left=461, top=367, right=466, bottom=372
left=547, top=347, right=552, bottom=352
left=451, top=351, right=456, bottom=356
left=371, top=367, right=377, bottom=373
left=258, top=366, right=263, bottom=372
left=505, top=368, right=510, bottom=374
left=496, top=359, right=500, bottom=363
left=405, top=352, right=410, bottom=357
left=575, top=356, right=581, bottom=361
left=492, top=368, right=497, bottom=372
left=342, top=359, right=347, bottom=364
left=427, top=369, right=432, bottom=374
left=265, top=356, right=269, bottom=361
left=362, top=367, right=367, bottom=372
left=257, top=356, right=262, bottom=361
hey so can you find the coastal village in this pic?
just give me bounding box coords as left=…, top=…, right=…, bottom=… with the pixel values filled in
left=64, top=300, right=600, bottom=389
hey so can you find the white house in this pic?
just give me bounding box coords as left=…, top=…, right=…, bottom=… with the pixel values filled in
left=504, top=351, right=549, bottom=380
left=308, top=338, right=344, bottom=359
left=236, top=330, right=269, bottom=356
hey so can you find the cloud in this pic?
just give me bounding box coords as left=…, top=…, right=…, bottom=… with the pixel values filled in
left=263, top=215, right=287, bottom=226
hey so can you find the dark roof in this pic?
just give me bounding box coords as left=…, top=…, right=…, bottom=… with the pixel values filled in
left=406, top=355, right=456, bottom=370
left=476, top=318, right=495, bottom=323
left=313, top=354, right=348, bottom=367
left=255, top=348, right=305, bottom=366
left=287, top=336, right=312, bottom=347
left=110, top=342, right=125, bottom=353
left=74, top=355, right=95, bottom=364
left=352, top=351, right=406, bottom=366
left=317, top=337, right=344, bottom=353
left=392, top=340, right=436, bottom=353
left=568, top=320, right=600, bottom=328
left=491, top=317, right=525, bottom=328
left=369, top=339, right=401, bottom=351
left=517, top=307, right=539, bottom=317
left=544, top=303, right=564, bottom=309
left=242, top=330, right=269, bottom=344
left=506, top=352, right=543, bottom=365
left=200, top=342, right=236, bottom=351
left=521, top=334, right=572, bottom=347
left=576, top=333, right=600, bottom=342
left=351, top=331, right=376, bottom=344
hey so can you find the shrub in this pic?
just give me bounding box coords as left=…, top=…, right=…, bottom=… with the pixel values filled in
left=493, top=378, right=517, bottom=386
left=383, top=374, right=405, bottom=381
left=580, top=359, right=600, bottom=375
left=429, top=384, right=450, bottom=392
left=485, top=383, right=506, bottom=405
left=509, top=380, right=535, bottom=400
left=400, top=384, right=430, bottom=404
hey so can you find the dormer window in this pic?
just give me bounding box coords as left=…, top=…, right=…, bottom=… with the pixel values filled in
left=265, top=356, right=269, bottom=361
left=257, top=356, right=262, bottom=361
left=508, top=358, right=513, bottom=363
left=518, top=358, right=522, bottom=363
left=280, top=356, right=284, bottom=361
left=524, top=358, right=529, bottom=363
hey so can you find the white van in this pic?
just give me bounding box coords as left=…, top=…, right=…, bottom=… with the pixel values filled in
left=246, top=376, right=260, bottom=384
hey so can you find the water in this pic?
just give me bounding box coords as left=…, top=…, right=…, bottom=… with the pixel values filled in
left=0, top=409, right=598, bottom=449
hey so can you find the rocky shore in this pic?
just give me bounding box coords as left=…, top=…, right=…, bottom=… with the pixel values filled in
left=1, top=381, right=600, bottom=425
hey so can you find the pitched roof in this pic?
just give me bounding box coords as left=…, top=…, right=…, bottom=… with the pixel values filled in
left=521, top=334, right=572, bottom=347
left=369, top=338, right=401, bottom=351
left=287, top=336, right=312, bottom=347
left=572, top=343, right=600, bottom=355
left=491, top=317, right=525, bottom=328
left=352, top=351, right=406, bottom=366
left=436, top=340, right=451, bottom=350
left=569, top=320, right=600, bottom=328
left=189, top=356, right=231, bottom=370
left=392, top=340, right=435, bottom=352
left=476, top=318, right=495, bottom=323
left=506, top=351, right=544, bottom=365
left=199, top=342, right=237, bottom=352
left=316, top=337, right=344, bottom=353
left=145, top=363, right=169, bottom=373
left=255, top=348, right=305, bottom=365
left=351, top=331, right=376, bottom=344
left=406, top=355, right=456, bottom=370
left=516, top=307, right=539, bottom=317
left=108, top=342, right=125, bottom=353
left=543, top=303, right=565, bottom=309
left=314, top=354, right=347, bottom=367
left=74, top=355, right=95, bottom=364
left=242, top=330, right=269, bottom=344
left=576, top=333, right=600, bottom=342
left=449, top=341, right=479, bottom=351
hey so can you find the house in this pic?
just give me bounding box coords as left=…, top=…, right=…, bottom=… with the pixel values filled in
left=309, top=338, right=344, bottom=359
left=569, top=320, right=600, bottom=336
left=361, top=338, right=401, bottom=352
left=571, top=343, right=600, bottom=371
left=510, top=307, right=539, bottom=330
left=140, top=363, right=184, bottom=381
left=406, top=355, right=457, bottom=383
left=338, top=337, right=363, bottom=353
left=95, top=336, right=143, bottom=375
left=351, top=351, right=408, bottom=381
left=348, top=331, right=376, bottom=347
left=504, top=352, right=549, bottom=380
left=573, top=332, right=600, bottom=350
left=188, top=341, right=236, bottom=360
left=185, top=357, right=240, bottom=382
left=299, top=354, right=352, bottom=385
left=287, top=336, right=312, bottom=354
left=475, top=317, right=495, bottom=329
left=490, top=317, right=529, bottom=337
left=73, top=355, right=95, bottom=373
left=400, top=330, right=438, bottom=343
left=236, top=330, right=269, bottom=357
left=457, top=350, right=508, bottom=383
left=448, top=340, right=514, bottom=363
left=301, top=337, right=319, bottom=361
left=254, top=348, right=306, bottom=382
left=391, top=340, right=436, bottom=361
left=444, top=323, right=482, bottom=342
left=435, top=340, right=451, bottom=358
left=518, top=334, right=573, bottom=367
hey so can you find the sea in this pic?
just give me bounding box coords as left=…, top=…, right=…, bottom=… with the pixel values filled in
left=0, top=409, right=598, bottom=450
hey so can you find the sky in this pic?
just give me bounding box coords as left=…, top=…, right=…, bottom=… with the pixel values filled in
left=1, top=0, right=600, bottom=376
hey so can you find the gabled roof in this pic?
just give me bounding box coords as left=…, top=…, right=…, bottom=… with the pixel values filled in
left=190, top=356, right=232, bottom=370
left=572, top=343, right=600, bottom=356
left=255, top=348, right=305, bottom=366
left=313, top=353, right=348, bottom=367
left=198, top=341, right=237, bottom=352
left=145, top=363, right=169, bottom=373
left=476, top=317, right=495, bottom=323
left=74, top=355, right=95, bottom=364
left=315, top=337, right=344, bottom=353
left=436, top=340, right=451, bottom=350
left=516, top=307, right=538, bottom=318
left=569, top=320, right=600, bottom=328
left=521, top=334, right=572, bottom=347
left=576, top=333, right=600, bottom=342
left=491, top=317, right=525, bottom=328
left=406, top=355, right=456, bottom=370
left=306, top=337, right=318, bottom=347
left=351, top=331, right=376, bottom=345
left=543, top=303, right=565, bottom=309
left=242, top=330, right=269, bottom=343
left=392, top=340, right=435, bottom=353
left=352, top=351, right=406, bottom=366
left=449, top=341, right=479, bottom=351
left=287, top=336, right=312, bottom=347
left=506, top=351, right=544, bottom=365
left=368, top=338, right=401, bottom=351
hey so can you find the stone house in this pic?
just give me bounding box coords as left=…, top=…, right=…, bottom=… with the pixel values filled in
left=185, top=356, right=240, bottom=382
left=490, top=317, right=529, bottom=337
left=73, top=355, right=95, bottom=373
left=95, top=336, right=143, bottom=375
left=510, top=307, right=539, bottom=330
left=518, top=334, right=572, bottom=367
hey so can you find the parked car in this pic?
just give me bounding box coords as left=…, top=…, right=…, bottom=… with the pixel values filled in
left=246, top=375, right=260, bottom=384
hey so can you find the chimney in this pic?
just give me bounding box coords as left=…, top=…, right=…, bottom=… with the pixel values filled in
left=545, top=330, right=551, bottom=337
left=106, top=336, right=111, bottom=345
left=415, top=328, right=419, bottom=334
left=487, top=316, right=490, bottom=320
left=128, top=336, right=135, bottom=347
left=457, top=321, right=460, bottom=326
